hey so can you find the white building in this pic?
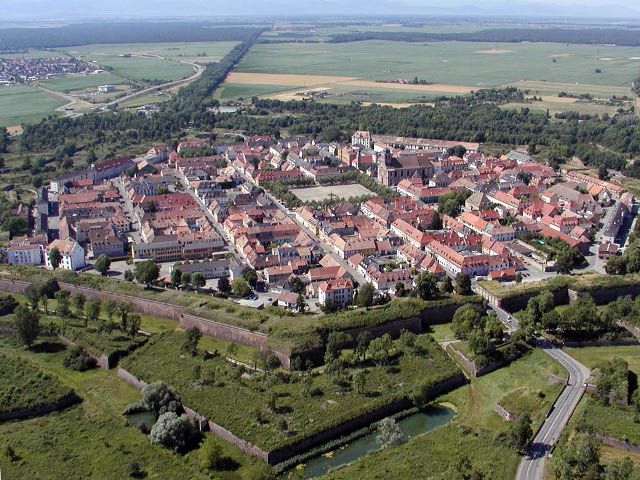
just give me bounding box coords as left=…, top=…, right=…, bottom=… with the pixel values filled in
left=98, top=85, right=116, bottom=93
left=318, top=278, right=353, bottom=309
left=6, top=244, right=43, bottom=265
left=44, top=239, right=85, bottom=271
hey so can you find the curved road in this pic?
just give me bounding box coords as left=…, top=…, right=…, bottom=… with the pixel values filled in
left=516, top=338, right=590, bottom=480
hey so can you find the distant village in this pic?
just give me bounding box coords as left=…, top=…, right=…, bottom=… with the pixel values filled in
left=5, top=129, right=634, bottom=311
left=0, top=56, right=99, bottom=86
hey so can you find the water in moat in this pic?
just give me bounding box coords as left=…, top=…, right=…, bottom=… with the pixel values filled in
left=284, top=404, right=455, bottom=479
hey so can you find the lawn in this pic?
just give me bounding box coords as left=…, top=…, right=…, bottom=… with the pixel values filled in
left=120, top=331, right=461, bottom=452
left=0, top=85, right=64, bottom=127
left=0, top=353, right=73, bottom=415
left=79, top=55, right=194, bottom=83
left=35, top=73, right=126, bottom=92
left=565, top=345, right=640, bottom=378
left=0, top=335, right=262, bottom=479
left=318, top=345, right=566, bottom=479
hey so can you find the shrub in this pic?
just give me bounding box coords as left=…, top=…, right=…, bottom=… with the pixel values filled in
left=0, top=294, right=18, bottom=316
left=62, top=346, right=97, bottom=371
left=149, top=412, right=197, bottom=453
left=199, top=436, right=224, bottom=470
left=141, top=381, right=182, bottom=419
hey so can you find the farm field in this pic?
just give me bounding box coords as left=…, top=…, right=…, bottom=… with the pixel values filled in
left=64, top=41, right=240, bottom=64
left=35, top=72, right=126, bottom=92
left=219, top=40, right=640, bottom=106
left=0, top=85, right=65, bottom=127
left=291, top=184, right=375, bottom=202
left=77, top=55, right=194, bottom=83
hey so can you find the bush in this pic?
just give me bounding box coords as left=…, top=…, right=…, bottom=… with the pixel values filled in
left=199, top=436, right=224, bottom=470
left=149, top=412, right=197, bottom=453
left=0, top=294, right=18, bottom=316
left=62, top=346, right=97, bottom=371
left=141, top=381, right=182, bottom=419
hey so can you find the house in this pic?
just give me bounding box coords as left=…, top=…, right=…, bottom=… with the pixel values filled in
left=377, top=151, right=436, bottom=187
left=318, top=278, right=353, bottom=309
left=6, top=244, right=43, bottom=265
left=171, top=259, right=231, bottom=279
left=277, top=291, right=300, bottom=309
left=351, top=130, right=372, bottom=149
left=489, top=268, right=517, bottom=282
left=265, top=264, right=293, bottom=284
left=44, top=239, right=85, bottom=271
left=598, top=242, right=618, bottom=260
left=465, top=192, right=491, bottom=212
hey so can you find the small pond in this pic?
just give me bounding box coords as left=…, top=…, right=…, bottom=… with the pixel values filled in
left=288, top=404, right=455, bottom=479
left=126, top=411, right=156, bottom=430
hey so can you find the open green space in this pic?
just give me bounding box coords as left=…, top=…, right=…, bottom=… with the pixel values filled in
left=64, top=41, right=240, bottom=63
left=121, top=331, right=460, bottom=452
left=237, top=41, right=640, bottom=88
left=214, top=82, right=302, bottom=101
left=0, top=85, right=64, bottom=127
left=0, top=353, right=73, bottom=415
left=36, top=73, right=126, bottom=92
left=0, top=334, right=261, bottom=479
left=565, top=345, right=640, bottom=378
left=320, top=348, right=565, bottom=479
left=0, top=50, right=65, bottom=59
left=78, top=55, right=193, bottom=83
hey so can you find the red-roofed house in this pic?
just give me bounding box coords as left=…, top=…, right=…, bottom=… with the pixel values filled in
left=318, top=278, right=353, bottom=308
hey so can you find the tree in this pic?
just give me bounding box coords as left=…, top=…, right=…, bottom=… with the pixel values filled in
left=217, top=276, right=231, bottom=293
left=506, top=414, right=532, bottom=451
left=191, top=273, right=206, bottom=290
left=455, top=272, right=472, bottom=295
left=356, top=282, right=375, bottom=307
left=13, top=305, right=39, bottom=346
left=94, top=254, right=111, bottom=276
left=54, top=290, right=70, bottom=317
left=295, top=293, right=307, bottom=313
left=171, top=268, right=182, bottom=288
left=320, top=299, right=338, bottom=313
left=242, top=267, right=258, bottom=288
left=356, top=331, right=373, bottom=361
left=368, top=334, right=393, bottom=366
left=452, top=304, right=484, bottom=340
left=48, top=247, right=62, bottom=270
left=0, top=294, right=18, bottom=316
left=149, top=412, right=196, bottom=452
left=103, top=299, right=118, bottom=322
left=555, top=252, right=574, bottom=275
left=353, top=369, right=367, bottom=394
left=124, top=270, right=134, bottom=282
left=553, top=433, right=601, bottom=480
left=134, top=259, right=160, bottom=288
left=128, top=313, right=141, bottom=339
left=376, top=417, right=403, bottom=447
left=4, top=216, right=27, bottom=239
left=71, top=292, right=86, bottom=318
left=200, top=436, right=224, bottom=470
left=86, top=297, right=101, bottom=322
left=117, top=301, right=133, bottom=332
left=141, top=381, right=182, bottom=419
left=183, top=327, right=202, bottom=355
left=24, top=284, right=41, bottom=310
left=326, top=331, right=352, bottom=361
left=440, top=276, right=454, bottom=294
left=428, top=211, right=443, bottom=230
left=603, top=457, right=633, bottom=480
left=39, top=279, right=60, bottom=298
left=515, top=272, right=523, bottom=284
left=232, top=278, right=251, bottom=297
left=415, top=272, right=438, bottom=300
left=180, top=272, right=192, bottom=286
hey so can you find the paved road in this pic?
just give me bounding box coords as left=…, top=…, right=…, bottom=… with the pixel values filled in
left=98, top=59, right=204, bottom=110
left=484, top=300, right=519, bottom=332
left=516, top=338, right=590, bottom=480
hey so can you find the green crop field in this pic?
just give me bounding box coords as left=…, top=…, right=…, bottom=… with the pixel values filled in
left=0, top=85, right=64, bottom=127
left=65, top=41, right=240, bottom=63
left=220, top=40, right=640, bottom=106
left=238, top=41, right=640, bottom=88
left=78, top=55, right=194, bottom=83
left=35, top=72, right=127, bottom=92
left=0, top=50, right=65, bottom=59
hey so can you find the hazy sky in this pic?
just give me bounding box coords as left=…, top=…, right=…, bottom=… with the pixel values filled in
left=1, top=0, right=639, bottom=20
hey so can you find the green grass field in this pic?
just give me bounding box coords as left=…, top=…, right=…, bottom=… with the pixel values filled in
left=80, top=55, right=194, bottom=83
left=214, top=83, right=303, bottom=100
left=320, top=348, right=565, bottom=479
left=237, top=41, right=640, bottom=87
left=565, top=345, right=640, bottom=378
left=35, top=73, right=127, bottom=92
left=65, top=41, right=239, bottom=63
left=0, top=50, right=65, bottom=59
left=0, top=85, right=64, bottom=127
left=0, top=335, right=262, bottom=479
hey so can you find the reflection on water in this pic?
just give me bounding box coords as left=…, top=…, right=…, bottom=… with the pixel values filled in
left=289, top=405, right=455, bottom=479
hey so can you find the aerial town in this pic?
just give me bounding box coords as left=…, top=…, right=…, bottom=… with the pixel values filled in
left=0, top=56, right=98, bottom=85
left=7, top=130, right=632, bottom=311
